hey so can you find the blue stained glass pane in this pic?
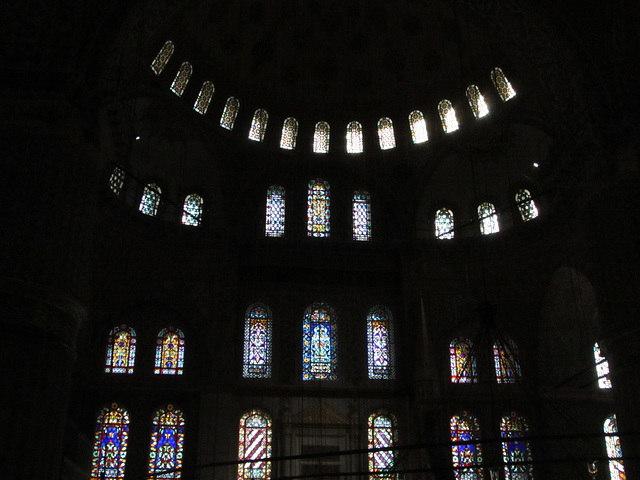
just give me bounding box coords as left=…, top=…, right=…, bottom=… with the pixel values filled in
left=91, top=404, right=130, bottom=480
left=368, top=412, right=397, bottom=480
left=451, top=413, right=483, bottom=480
left=302, top=304, right=337, bottom=380
left=148, top=405, right=185, bottom=479
left=243, top=304, right=272, bottom=378
left=500, top=413, right=534, bottom=480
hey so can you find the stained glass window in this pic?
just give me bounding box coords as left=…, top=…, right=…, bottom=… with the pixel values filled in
left=491, top=68, right=516, bottom=102
left=148, top=405, right=185, bottom=479
left=367, top=306, right=395, bottom=380
left=409, top=110, right=428, bottom=144
left=500, top=413, right=534, bottom=480
left=450, top=338, right=478, bottom=383
left=170, top=62, right=193, bottom=97
left=515, top=189, right=539, bottom=222
left=182, top=194, right=203, bottom=226
left=466, top=85, right=490, bottom=119
left=243, top=304, right=273, bottom=378
left=302, top=304, right=337, bottom=380
left=154, top=327, right=185, bottom=375
left=193, top=81, right=214, bottom=115
left=450, top=412, right=483, bottom=480
left=140, top=183, right=162, bottom=216
left=435, top=208, right=455, bottom=239
left=353, top=190, right=372, bottom=242
left=493, top=339, right=522, bottom=384
left=478, top=203, right=499, bottom=235
left=604, top=414, right=625, bottom=480
left=221, top=97, right=240, bottom=131
left=438, top=100, right=459, bottom=133
left=314, top=121, right=330, bottom=153
left=280, top=117, right=298, bottom=150
left=594, top=343, right=613, bottom=389
left=307, top=179, right=330, bottom=238
left=346, top=121, right=363, bottom=153
left=265, top=186, right=285, bottom=238
left=378, top=117, right=396, bottom=150
left=238, top=410, right=272, bottom=480
left=105, top=325, right=136, bottom=374
left=91, top=403, right=130, bottom=480
left=368, top=411, right=397, bottom=480
left=249, top=109, right=269, bottom=142
left=151, top=41, right=175, bottom=76
left=110, top=167, right=125, bottom=195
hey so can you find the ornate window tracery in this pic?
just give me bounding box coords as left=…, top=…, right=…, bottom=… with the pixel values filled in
left=148, top=405, right=185, bottom=479
left=249, top=109, right=269, bottom=142
left=238, top=410, right=272, bottom=480
left=500, top=413, right=534, bottom=480
left=170, top=62, right=193, bottom=97
left=347, top=121, right=364, bottom=153
left=221, top=97, right=240, bottom=130
left=104, top=325, right=136, bottom=374
left=515, top=189, right=539, bottom=222
left=91, top=403, right=130, bottom=480
left=307, top=179, right=330, bottom=238
left=313, top=122, right=330, bottom=153
left=193, top=81, right=214, bottom=115
left=409, top=110, right=428, bottom=144
left=450, top=338, right=478, bottom=383
left=604, top=414, right=625, bottom=480
left=435, top=208, right=455, bottom=239
left=450, top=412, right=483, bottom=480
left=466, top=85, right=490, bottom=119
left=154, top=327, right=185, bottom=375
left=491, top=68, right=517, bottom=102
left=182, top=194, right=203, bottom=226
left=265, top=186, right=285, bottom=237
left=140, top=183, right=162, bottom=216
left=368, top=411, right=397, bottom=480
left=493, top=339, right=522, bottom=383
left=367, top=306, right=395, bottom=379
left=243, top=304, right=273, bottom=378
left=438, top=100, right=459, bottom=133
left=378, top=117, right=396, bottom=150
left=353, top=190, right=372, bottom=241
left=151, top=41, right=175, bottom=75
left=302, top=304, right=337, bottom=380
left=478, top=202, right=499, bottom=235
left=280, top=117, right=298, bottom=150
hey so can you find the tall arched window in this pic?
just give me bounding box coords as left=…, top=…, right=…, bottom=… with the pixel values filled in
left=104, top=325, right=136, bottom=374
left=346, top=121, right=363, bottom=153
left=140, top=183, right=162, bottom=216
left=243, top=304, right=273, bottom=378
left=604, top=414, right=625, bottom=480
left=90, top=403, right=130, bottom=480
left=408, top=110, right=428, bottom=144
left=478, top=202, right=499, bottom=235
left=466, top=85, right=490, bottom=119
left=500, top=413, right=533, bottom=480
left=307, top=179, right=330, bottom=238
left=265, top=185, right=285, bottom=238
left=313, top=121, right=330, bottom=153
left=193, top=81, right=215, bottom=115
left=378, top=117, right=396, bottom=150
left=148, top=405, right=185, bottom=479
left=450, top=338, right=478, bottom=383
left=182, top=194, right=203, bottom=226
left=438, top=100, right=459, bottom=133
left=170, top=62, right=193, bottom=97
left=110, top=167, right=125, bottom=195
left=151, top=41, right=175, bottom=75
left=238, top=410, right=272, bottom=480
left=493, top=339, right=522, bottom=383
left=249, top=109, right=269, bottom=142
left=368, top=411, right=397, bottom=480
left=594, top=343, right=612, bottom=389
left=155, top=327, right=185, bottom=375
left=280, top=117, right=298, bottom=150
left=450, top=412, right=483, bottom=480
left=221, top=97, right=240, bottom=130
left=302, top=303, right=337, bottom=380
left=515, top=189, right=539, bottom=222
left=491, top=68, right=516, bottom=102
left=367, top=306, right=395, bottom=379
left=435, top=208, right=455, bottom=239
left=353, top=190, right=372, bottom=242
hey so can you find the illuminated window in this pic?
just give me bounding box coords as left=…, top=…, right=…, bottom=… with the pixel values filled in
left=438, top=100, right=459, bottom=133
left=450, top=412, right=483, bottom=480
left=140, top=183, right=161, bottom=216
left=265, top=185, right=285, bottom=237
left=280, top=117, right=298, bottom=150
left=408, top=110, right=428, bottom=144
left=170, top=62, right=193, bottom=97
left=307, top=179, right=330, bottom=238
left=313, top=122, right=330, bottom=153
left=353, top=190, right=372, bottom=241
left=302, top=303, right=337, bottom=380
left=243, top=304, right=273, bottom=378
left=154, top=327, right=185, bottom=375
left=500, top=413, right=533, bottom=480
left=515, top=189, right=539, bottom=222
left=466, top=85, right=489, bottom=119
left=346, top=121, right=363, bottom=153
left=493, top=339, right=522, bottom=383
left=221, top=97, right=240, bottom=131
left=378, top=117, right=396, bottom=150
left=151, top=41, right=175, bottom=75
left=182, top=194, right=203, bottom=226
left=368, top=411, right=397, bottom=480
left=238, top=410, right=272, bottom=480
left=110, top=167, right=125, bottom=195
left=594, top=343, right=613, bottom=389
left=104, top=325, right=136, bottom=374
left=450, top=338, right=478, bottom=383
left=193, top=81, right=215, bottom=115
left=90, top=403, right=130, bottom=480
left=435, top=208, right=455, bottom=239
left=604, top=414, right=625, bottom=480
left=367, top=306, right=395, bottom=380
left=249, top=109, right=269, bottom=142
left=148, top=405, right=185, bottom=479
left=478, top=202, right=499, bottom=235
left=491, top=68, right=516, bottom=102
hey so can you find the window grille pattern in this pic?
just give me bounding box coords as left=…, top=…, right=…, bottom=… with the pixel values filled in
left=478, top=203, right=499, bottom=235
left=110, top=167, right=125, bottom=195
left=313, top=122, right=330, bottom=153
left=182, top=194, right=203, bottom=226
left=193, top=81, right=214, bottom=115
left=500, top=413, right=534, bottom=480
left=148, top=405, right=185, bottom=479
left=367, top=306, right=395, bottom=379
left=353, top=190, right=372, bottom=241
left=151, top=41, right=175, bottom=75
left=91, top=404, right=130, bottom=480
left=435, top=208, right=455, bottom=239
left=594, top=343, right=613, bottom=389
left=154, top=327, right=185, bottom=375
left=243, top=304, right=273, bottom=378
left=249, top=109, right=269, bottom=142
left=347, top=121, right=363, bottom=153
left=170, top=62, right=193, bottom=97
left=604, top=414, right=625, bottom=480
left=221, top=97, right=240, bottom=130
left=307, top=179, right=330, bottom=238
left=491, top=68, right=516, bottom=102
left=140, top=183, right=161, bottom=216
left=238, top=411, right=272, bottom=480
left=450, top=338, right=478, bottom=383
left=409, top=110, right=428, bottom=144
left=515, top=189, right=539, bottom=222
left=466, top=85, right=490, bottom=119
left=302, top=304, right=337, bottom=380
left=265, top=186, right=285, bottom=237
left=438, top=100, right=459, bottom=133
left=450, top=412, right=483, bottom=480
left=493, top=340, right=522, bottom=383
left=368, top=412, right=397, bottom=480
left=280, top=117, right=298, bottom=150
left=105, top=325, right=136, bottom=374
left=378, top=117, right=396, bottom=150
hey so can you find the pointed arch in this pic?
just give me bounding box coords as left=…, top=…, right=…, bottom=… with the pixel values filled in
left=170, top=62, right=193, bottom=97
left=377, top=117, right=396, bottom=150
left=450, top=412, right=483, bottom=480
left=594, top=343, right=612, bottom=389
left=491, top=68, right=516, bottom=102
left=265, top=185, right=285, bottom=238
left=478, top=202, right=499, bottom=235
left=249, top=109, right=269, bottom=142
left=408, top=110, right=428, bottom=144
left=500, top=413, right=534, bottom=480
left=466, top=85, right=490, bottom=119
left=193, top=81, right=215, bottom=115
left=221, top=97, right=240, bottom=130
left=313, top=121, right=330, bottom=153
left=302, top=303, right=337, bottom=380
left=140, top=183, right=162, bottom=216
left=90, top=403, right=130, bottom=480
left=450, top=337, right=478, bottom=383
left=154, top=327, right=185, bottom=375
left=243, top=303, right=273, bottom=378
left=368, top=411, right=398, bottom=480
left=148, top=404, right=185, bottom=479
left=367, top=306, right=395, bottom=379
left=493, top=339, right=522, bottom=383
left=104, top=325, right=136, bottom=374
left=435, top=208, right=455, bottom=239
left=307, top=179, right=330, bottom=238
left=151, top=41, right=175, bottom=75
left=515, top=189, right=539, bottom=222
left=353, top=190, right=372, bottom=241
left=110, top=167, right=125, bottom=195
left=346, top=121, right=363, bottom=153
left=280, top=117, right=298, bottom=150
left=238, top=410, right=272, bottom=480
left=438, top=100, right=459, bottom=133
left=182, top=194, right=203, bottom=226
left=604, top=414, right=625, bottom=480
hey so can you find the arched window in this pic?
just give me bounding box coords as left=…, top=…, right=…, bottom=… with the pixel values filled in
left=90, top=403, right=130, bottom=480
left=491, top=68, right=516, bottom=102
left=313, top=121, right=330, bottom=153
left=243, top=304, right=273, bottom=378
left=450, top=412, right=483, bottom=480
left=438, top=100, right=459, bottom=133
left=265, top=185, right=285, bottom=238
left=493, top=339, right=522, bottom=383
left=450, top=338, right=478, bottom=383
left=368, top=411, right=397, bottom=480
left=238, top=410, right=272, bottom=480
left=182, top=194, right=203, bottom=226
left=367, top=306, right=395, bottom=379
left=170, top=62, right=193, bottom=97
left=346, top=121, right=363, bottom=153
left=140, top=183, right=161, bottom=216
left=515, top=189, right=539, bottom=222
left=500, top=413, right=533, bottom=480
left=478, top=202, right=499, bottom=235
left=307, top=179, right=330, bottom=238
left=378, top=117, right=396, bottom=150
left=435, top=208, right=455, bottom=239
left=221, top=97, right=240, bottom=131
left=104, top=325, right=136, bottom=374
left=353, top=190, right=372, bottom=241
left=154, top=327, right=185, bottom=375
left=280, top=117, right=298, bottom=150
left=302, top=303, right=337, bottom=380
left=408, top=110, right=428, bottom=144
left=193, top=81, right=215, bottom=115
left=151, top=41, right=175, bottom=75
left=594, top=343, right=612, bottom=389
left=604, top=414, right=625, bottom=480
left=110, top=167, right=125, bottom=195
left=249, top=109, right=269, bottom=142
left=148, top=405, right=185, bottom=479
left=466, top=85, right=490, bottom=119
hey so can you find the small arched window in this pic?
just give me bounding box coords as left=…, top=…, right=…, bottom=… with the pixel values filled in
left=193, top=81, right=215, bottom=115
left=140, top=183, right=162, bottom=216
left=353, top=190, right=372, bottom=242
left=491, top=68, right=516, bottom=102
left=110, top=167, right=125, bottom=195
left=594, top=343, right=613, bottom=389
left=151, top=41, right=175, bottom=75
left=91, top=403, right=130, bottom=480
left=307, top=179, right=330, bottom=238
left=368, top=411, right=397, bottom=480
left=378, top=117, right=396, bottom=150
left=313, top=121, right=330, bottom=153
left=265, top=185, right=285, bottom=238
left=493, top=339, right=522, bottom=383
left=182, top=194, right=203, bottom=226
left=478, top=202, right=499, bottom=235
left=104, top=325, right=136, bottom=374
left=170, top=62, right=193, bottom=97
left=302, top=303, right=337, bottom=380
left=249, top=109, right=269, bottom=142
left=450, top=412, right=483, bottom=480
left=466, top=85, right=490, bottom=119
left=500, top=413, right=534, bottom=480
left=438, top=100, right=459, bottom=133
left=450, top=337, right=477, bottom=383
left=604, top=414, right=625, bottom=480
left=408, top=110, right=428, bottom=144
left=221, top=97, right=240, bottom=131
left=280, top=117, right=298, bottom=150
left=238, top=410, right=272, bottom=480
left=154, top=327, right=185, bottom=375
left=346, top=121, right=364, bottom=153
left=148, top=405, right=185, bottom=479
left=515, top=189, right=539, bottom=222
left=243, top=303, right=273, bottom=378
left=367, top=306, right=395, bottom=379
left=435, top=208, right=455, bottom=239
